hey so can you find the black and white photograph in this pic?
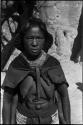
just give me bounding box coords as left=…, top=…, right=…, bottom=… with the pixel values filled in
left=1, top=0, right=83, bottom=124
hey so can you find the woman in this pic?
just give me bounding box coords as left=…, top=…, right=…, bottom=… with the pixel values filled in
left=2, top=17, right=71, bottom=124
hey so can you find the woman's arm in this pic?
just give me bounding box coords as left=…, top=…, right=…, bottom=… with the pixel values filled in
left=55, top=90, right=67, bottom=124
left=2, top=91, right=12, bottom=124
left=57, top=84, right=71, bottom=124
left=2, top=89, right=18, bottom=124
left=11, top=94, right=18, bottom=124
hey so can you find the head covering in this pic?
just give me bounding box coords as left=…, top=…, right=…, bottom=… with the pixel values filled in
left=14, top=17, right=53, bottom=53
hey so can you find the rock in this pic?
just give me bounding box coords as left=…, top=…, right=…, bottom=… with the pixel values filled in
left=36, top=1, right=82, bottom=58
left=54, top=27, right=77, bottom=57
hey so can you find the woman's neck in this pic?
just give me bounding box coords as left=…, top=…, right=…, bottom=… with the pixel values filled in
left=23, top=51, right=42, bottom=61
left=21, top=50, right=47, bottom=67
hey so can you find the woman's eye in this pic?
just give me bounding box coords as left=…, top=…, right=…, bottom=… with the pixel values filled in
left=25, top=36, right=44, bottom=40
left=25, top=37, right=33, bottom=40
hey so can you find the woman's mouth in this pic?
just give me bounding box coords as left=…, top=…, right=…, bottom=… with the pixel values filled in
left=31, top=48, right=39, bottom=52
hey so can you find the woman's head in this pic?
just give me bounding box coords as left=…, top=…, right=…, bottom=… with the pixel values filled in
left=15, top=17, right=53, bottom=55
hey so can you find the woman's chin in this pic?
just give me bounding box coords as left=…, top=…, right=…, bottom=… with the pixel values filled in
left=31, top=50, right=41, bottom=56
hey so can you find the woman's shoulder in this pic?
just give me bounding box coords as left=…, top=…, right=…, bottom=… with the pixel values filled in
left=10, top=53, right=27, bottom=69
left=43, top=54, right=60, bottom=68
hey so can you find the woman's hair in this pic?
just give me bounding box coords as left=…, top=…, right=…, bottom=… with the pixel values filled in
left=14, top=17, right=53, bottom=53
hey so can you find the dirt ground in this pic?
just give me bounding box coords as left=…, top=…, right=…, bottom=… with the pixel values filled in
left=60, top=60, right=82, bottom=124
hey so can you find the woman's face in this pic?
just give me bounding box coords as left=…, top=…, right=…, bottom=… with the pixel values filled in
left=23, top=26, right=45, bottom=57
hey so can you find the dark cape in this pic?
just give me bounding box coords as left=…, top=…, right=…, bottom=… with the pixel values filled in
left=2, top=53, right=68, bottom=91
left=2, top=53, right=69, bottom=124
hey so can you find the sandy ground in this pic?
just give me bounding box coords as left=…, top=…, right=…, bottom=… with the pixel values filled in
left=60, top=60, right=82, bottom=124
left=0, top=57, right=82, bottom=124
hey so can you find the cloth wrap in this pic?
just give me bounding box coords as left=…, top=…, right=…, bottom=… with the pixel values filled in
left=2, top=53, right=69, bottom=124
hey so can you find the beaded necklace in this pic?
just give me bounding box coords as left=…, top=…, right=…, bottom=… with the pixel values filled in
left=21, top=50, right=47, bottom=68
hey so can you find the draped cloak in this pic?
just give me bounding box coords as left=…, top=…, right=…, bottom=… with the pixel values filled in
left=2, top=53, right=68, bottom=90
left=2, top=53, right=69, bottom=121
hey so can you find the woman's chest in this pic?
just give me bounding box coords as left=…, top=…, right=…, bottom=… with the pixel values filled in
left=19, top=75, right=55, bottom=99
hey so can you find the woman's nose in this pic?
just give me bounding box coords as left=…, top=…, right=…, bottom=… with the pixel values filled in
left=32, top=38, right=38, bottom=46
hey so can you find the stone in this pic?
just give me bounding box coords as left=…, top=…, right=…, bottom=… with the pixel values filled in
left=36, top=1, right=82, bottom=58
